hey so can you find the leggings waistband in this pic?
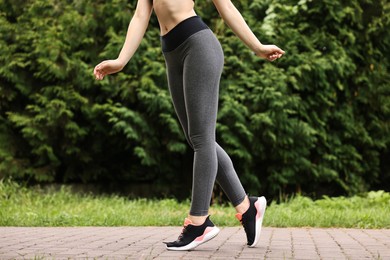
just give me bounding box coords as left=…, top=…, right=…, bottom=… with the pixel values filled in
left=161, top=16, right=209, bottom=52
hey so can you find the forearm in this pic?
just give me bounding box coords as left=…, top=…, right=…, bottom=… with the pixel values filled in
left=213, top=0, right=263, bottom=54
left=117, top=4, right=153, bottom=66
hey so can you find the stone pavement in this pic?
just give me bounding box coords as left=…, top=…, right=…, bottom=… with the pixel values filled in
left=0, top=227, right=389, bottom=260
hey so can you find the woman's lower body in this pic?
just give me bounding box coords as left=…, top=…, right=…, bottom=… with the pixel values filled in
left=161, top=16, right=266, bottom=251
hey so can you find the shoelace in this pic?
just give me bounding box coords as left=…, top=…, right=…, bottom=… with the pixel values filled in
left=177, top=225, right=189, bottom=241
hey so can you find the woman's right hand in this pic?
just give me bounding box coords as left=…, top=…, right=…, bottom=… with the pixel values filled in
left=93, top=59, right=125, bottom=80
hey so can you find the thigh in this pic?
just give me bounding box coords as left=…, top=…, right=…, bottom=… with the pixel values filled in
left=164, top=55, right=191, bottom=145
left=183, top=30, right=224, bottom=138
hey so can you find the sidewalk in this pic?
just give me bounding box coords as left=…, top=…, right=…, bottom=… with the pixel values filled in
left=0, top=227, right=389, bottom=259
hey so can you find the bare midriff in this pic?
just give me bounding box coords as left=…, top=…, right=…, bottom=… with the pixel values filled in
left=153, top=0, right=197, bottom=36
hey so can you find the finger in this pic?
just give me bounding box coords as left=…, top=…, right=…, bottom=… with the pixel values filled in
left=94, top=70, right=102, bottom=80
left=273, top=45, right=285, bottom=53
left=269, top=54, right=279, bottom=61
left=95, top=70, right=103, bottom=80
left=269, top=54, right=277, bottom=60
left=271, top=52, right=283, bottom=60
left=94, top=71, right=99, bottom=80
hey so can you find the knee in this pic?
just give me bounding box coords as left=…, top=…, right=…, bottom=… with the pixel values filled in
left=189, top=134, right=215, bottom=151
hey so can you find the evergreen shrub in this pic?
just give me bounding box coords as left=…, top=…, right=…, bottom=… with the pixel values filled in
left=0, top=0, right=389, bottom=198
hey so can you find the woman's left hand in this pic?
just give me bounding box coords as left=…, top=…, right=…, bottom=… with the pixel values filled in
left=255, top=44, right=285, bottom=61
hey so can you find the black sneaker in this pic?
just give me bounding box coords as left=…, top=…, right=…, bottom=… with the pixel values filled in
left=164, top=216, right=220, bottom=251
left=235, top=196, right=267, bottom=247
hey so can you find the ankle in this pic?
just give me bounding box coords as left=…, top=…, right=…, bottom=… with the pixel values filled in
left=235, top=196, right=250, bottom=214
left=188, top=215, right=208, bottom=226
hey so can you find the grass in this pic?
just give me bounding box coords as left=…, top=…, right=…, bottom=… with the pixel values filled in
left=266, top=191, right=390, bottom=228
left=1, top=180, right=389, bottom=228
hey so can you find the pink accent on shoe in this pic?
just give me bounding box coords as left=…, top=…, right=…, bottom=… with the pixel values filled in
left=254, top=200, right=261, bottom=221
left=235, top=213, right=242, bottom=221
left=195, top=227, right=213, bottom=242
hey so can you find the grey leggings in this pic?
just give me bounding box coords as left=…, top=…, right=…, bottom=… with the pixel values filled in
left=162, top=16, right=246, bottom=216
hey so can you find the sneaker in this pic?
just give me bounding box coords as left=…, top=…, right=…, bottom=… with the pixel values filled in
left=164, top=216, right=220, bottom=251
left=235, top=196, right=267, bottom=247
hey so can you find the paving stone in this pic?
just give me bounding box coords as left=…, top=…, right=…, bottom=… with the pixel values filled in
left=0, top=227, right=389, bottom=259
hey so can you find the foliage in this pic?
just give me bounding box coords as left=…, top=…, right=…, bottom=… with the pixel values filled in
left=1, top=180, right=389, bottom=228
left=0, top=0, right=188, bottom=190
left=213, top=0, right=390, bottom=196
left=0, top=0, right=389, bottom=198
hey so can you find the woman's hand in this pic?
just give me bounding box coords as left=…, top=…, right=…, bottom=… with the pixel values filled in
left=93, top=59, right=125, bottom=80
left=255, top=44, right=285, bottom=62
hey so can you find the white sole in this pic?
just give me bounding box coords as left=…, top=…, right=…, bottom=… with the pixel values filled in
left=248, top=196, right=267, bottom=248
left=166, top=226, right=220, bottom=251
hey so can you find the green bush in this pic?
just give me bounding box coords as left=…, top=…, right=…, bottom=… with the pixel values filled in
left=0, top=0, right=188, bottom=189
left=0, top=0, right=389, bottom=198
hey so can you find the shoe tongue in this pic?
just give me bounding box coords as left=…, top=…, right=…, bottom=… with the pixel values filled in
left=235, top=213, right=242, bottom=221
left=183, top=218, right=193, bottom=227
